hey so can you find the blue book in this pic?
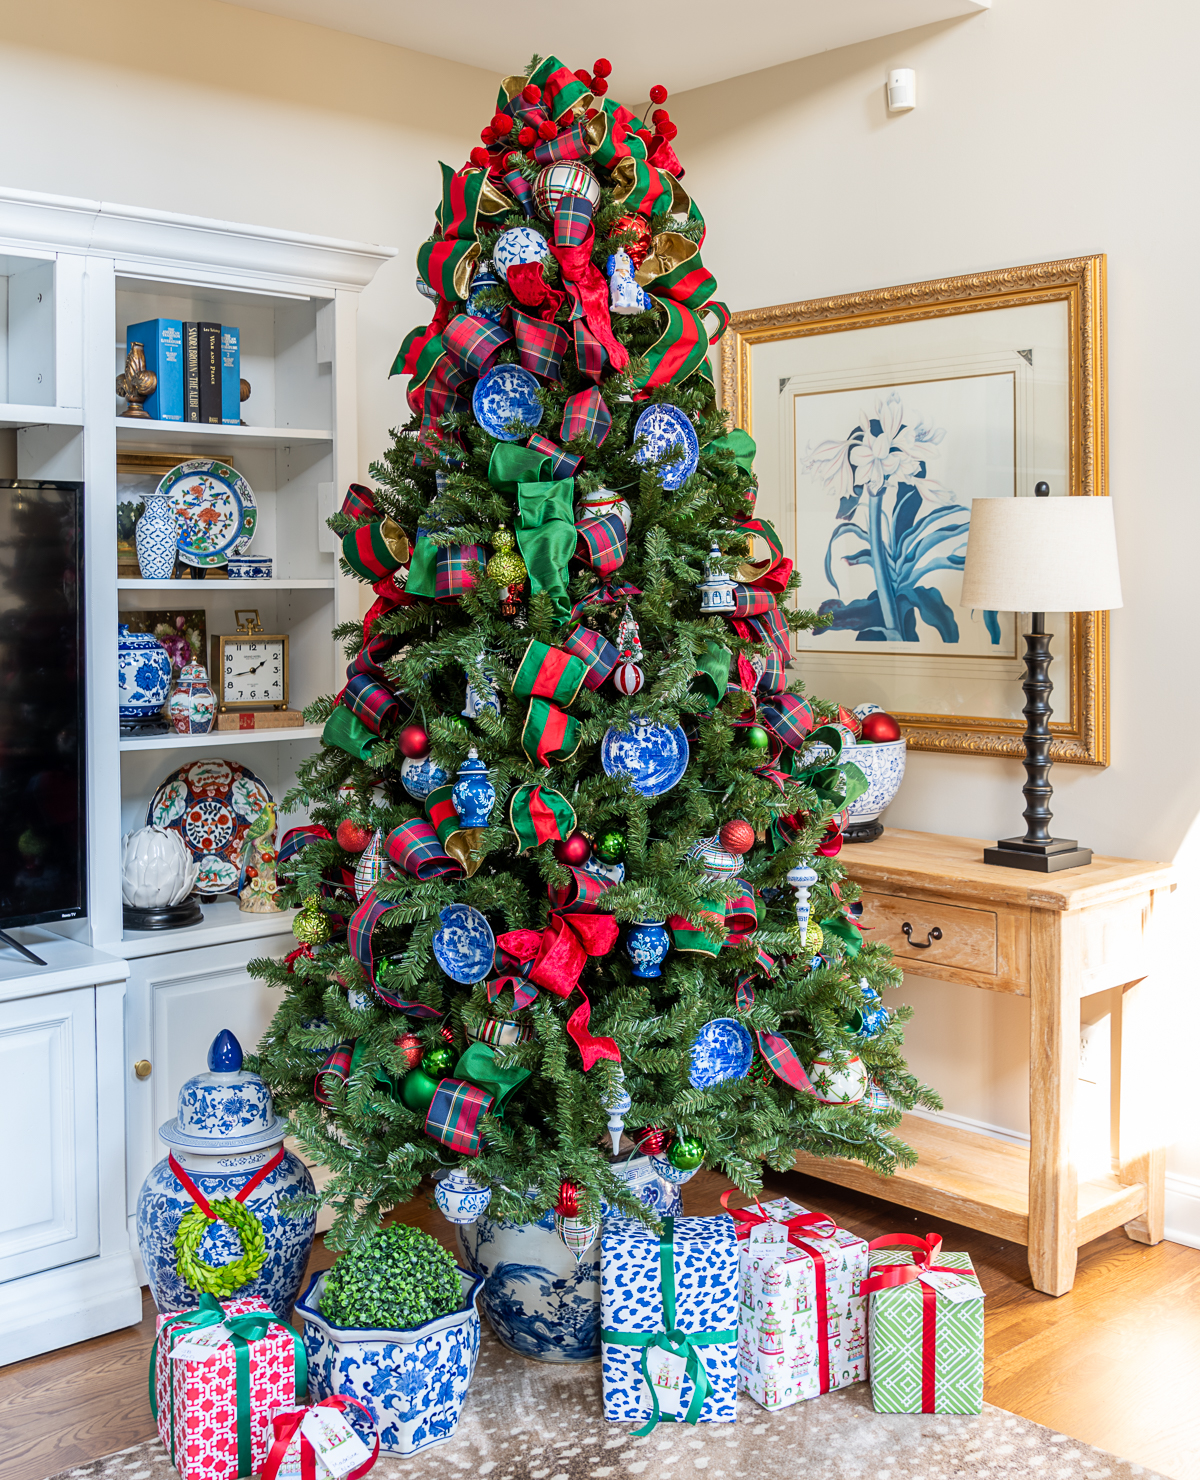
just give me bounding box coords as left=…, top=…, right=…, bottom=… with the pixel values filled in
left=221, top=326, right=240, bottom=425
left=126, top=318, right=183, bottom=421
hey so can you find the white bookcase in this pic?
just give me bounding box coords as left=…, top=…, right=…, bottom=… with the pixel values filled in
left=0, top=186, right=395, bottom=1359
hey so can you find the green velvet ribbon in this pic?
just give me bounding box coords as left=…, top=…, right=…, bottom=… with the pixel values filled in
left=322, top=705, right=380, bottom=761
left=602, top=1217, right=736, bottom=1436
left=707, top=427, right=757, bottom=483
left=689, top=639, right=731, bottom=712
left=149, top=1292, right=307, bottom=1477
left=405, top=527, right=442, bottom=599
left=488, top=443, right=576, bottom=625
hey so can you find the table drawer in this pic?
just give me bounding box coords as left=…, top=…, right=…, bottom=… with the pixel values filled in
left=860, top=890, right=998, bottom=974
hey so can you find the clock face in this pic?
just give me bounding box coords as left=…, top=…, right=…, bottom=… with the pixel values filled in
left=222, top=638, right=285, bottom=706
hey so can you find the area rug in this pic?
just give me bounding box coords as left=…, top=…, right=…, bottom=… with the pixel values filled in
left=49, top=1327, right=1169, bottom=1480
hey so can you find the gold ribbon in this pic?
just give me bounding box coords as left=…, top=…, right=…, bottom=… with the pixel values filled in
left=635, top=232, right=699, bottom=287
left=380, top=517, right=410, bottom=565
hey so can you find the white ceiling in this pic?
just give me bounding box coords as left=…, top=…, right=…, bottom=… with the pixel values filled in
left=219, top=0, right=990, bottom=98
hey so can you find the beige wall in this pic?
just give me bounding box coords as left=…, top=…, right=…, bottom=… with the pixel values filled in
left=674, top=0, right=1200, bottom=1232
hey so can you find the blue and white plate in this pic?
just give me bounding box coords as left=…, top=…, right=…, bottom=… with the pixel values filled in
left=601, top=721, right=689, bottom=797
left=632, top=404, right=700, bottom=492
left=473, top=364, right=544, bottom=442
left=157, top=459, right=257, bottom=569
left=688, top=1017, right=754, bottom=1090
left=492, top=226, right=550, bottom=283
left=433, top=903, right=495, bottom=985
left=400, top=753, right=450, bottom=801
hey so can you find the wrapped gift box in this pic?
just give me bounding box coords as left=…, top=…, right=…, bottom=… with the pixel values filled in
left=731, top=1196, right=868, bottom=1411
left=153, top=1295, right=304, bottom=1480
left=865, top=1237, right=984, bottom=1415
left=601, top=1214, right=739, bottom=1427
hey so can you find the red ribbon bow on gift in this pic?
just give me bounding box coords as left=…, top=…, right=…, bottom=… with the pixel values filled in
left=861, top=1233, right=962, bottom=1414
left=263, top=1395, right=380, bottom=1480
left=493, top=912, right=620, bottom=1069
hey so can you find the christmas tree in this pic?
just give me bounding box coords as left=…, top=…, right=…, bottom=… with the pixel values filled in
left=251, top=52, right=939, bottom=1248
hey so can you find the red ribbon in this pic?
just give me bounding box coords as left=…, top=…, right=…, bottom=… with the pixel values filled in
left=263, top=1395, right=380, bottom=1480
left=506, top=261, right=565, bottom=321
left=168, top=1146, right=285, bottom=1221
left=493, top=912, right=620, bottom=1069
left=861, top=1233, right=956, bottom=1413
left=549, top=229, right=629, bottom=370
left=285, top=944, right=315, bottom=973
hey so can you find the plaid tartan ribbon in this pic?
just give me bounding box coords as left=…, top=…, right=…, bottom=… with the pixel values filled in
left=502, top=166, right=536, bottom=216
left=732, top=585, right=777, bottom=618
left=526, top=432, right=582, bottom=479
left=442, top=312, right=511, bottom=379
left=759, top=693, right=816, bottom=750
left=314, top=1041, right=354, bottom=1106
left=552, top=193, right=595, bottom=249
left=569, top=581, right=642, bottom=620
left=521, top=696, right=581, bottom=765
left=341, top=483, right=377, bottom=521
left=756, top=649, right=786, bottom=694
left=733, top=973, right=817, bottom=1094
left=573, top=317, right=608, bottom=384
left=563, top=624, right=619, bottom=690
left=575, top=512, right=627, bottom=576
left=341, top=672, right=401, bottom=735
left=513, top=310, right=570, bottom=381
left=345, top=633, right=397, bottom=682
left=509, top=781, right=576, bottom=851
left=549, top=200, right=629, bottom=371
left=561, top=385, right=612, bottom=447
left=548, top=864, right=613, bottom=914
left=342, top=518, right=409, bottom=581
left=494, top=911, right=620, bottom=1069
left=435, top=543, right=484, bottom=602
left=346, top=890, right=445, bottom=1016
left=530, top=116, right=602, bottom=166
left=732, top=606, right=791, bottom=658
left=512, top=639, right=588, bottom=705
left=279, top=824, right=331, bottom=873
left=670, top=883, right=760, bottom=956
left=424, top=1078, right=494, bottom=1155
left=415, top=357, right=472, bottom=468
left=384, top=819, right=463, bottom=880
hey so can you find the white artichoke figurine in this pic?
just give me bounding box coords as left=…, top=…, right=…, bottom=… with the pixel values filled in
left=121, top=826, right=198, bottom=908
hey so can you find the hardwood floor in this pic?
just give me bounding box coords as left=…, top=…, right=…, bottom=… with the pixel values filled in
left=2, top=1169, right=1197, bottom=1480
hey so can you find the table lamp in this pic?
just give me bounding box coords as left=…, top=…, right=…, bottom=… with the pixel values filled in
left=960, top=484, right=1122, bottom=871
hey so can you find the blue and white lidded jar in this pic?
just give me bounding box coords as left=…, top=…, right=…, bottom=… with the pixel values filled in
left=451, top=748, right=495, bottom=828
left=118, top=625, right=173, bottom=721
left=136, top=1029, right=316, bottom=1316
left=626, top=919, right=670, bottom=979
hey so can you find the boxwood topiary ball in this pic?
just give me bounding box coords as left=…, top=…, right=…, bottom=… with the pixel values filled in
left=319, top=1221, right=462, bottom=1331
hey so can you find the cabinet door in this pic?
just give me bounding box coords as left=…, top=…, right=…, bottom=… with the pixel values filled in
left=125, top=936, right=292, bottom=1215
left=0, top=988, right=99, bottom=1282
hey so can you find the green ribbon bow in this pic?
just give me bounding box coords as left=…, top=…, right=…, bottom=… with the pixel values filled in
left=149, top=1292, right=308, bottom=1477
left=602, top=1217, right=736, bottom=1436
left=488, top=443, right=576, bottom=625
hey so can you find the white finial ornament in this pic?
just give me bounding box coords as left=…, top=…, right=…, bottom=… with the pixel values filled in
left=698, top=542, right=737, bottom=612
left=785, top=863, right=819, bottom=940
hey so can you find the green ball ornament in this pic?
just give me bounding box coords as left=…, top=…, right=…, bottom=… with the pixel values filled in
left=423, top=1046, right=454, bottom=1075
left=399, top=1067, right=439, bottom=1114
left=667, top=1135, right=705, bottom=1171
left=595, top=828, right=627, bottom=864
left=292, top=896, right=331, bottom=945
left=744, top=725, right=770, bottom=751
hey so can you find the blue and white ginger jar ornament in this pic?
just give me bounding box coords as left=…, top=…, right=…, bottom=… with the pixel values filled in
left=451, top=748, right=495, bottom=827
left=625, top=919, right=670, bottom=978
left=136, top=1029, right=317, bottom=1316
left=118, top=624, right=172, bottom=720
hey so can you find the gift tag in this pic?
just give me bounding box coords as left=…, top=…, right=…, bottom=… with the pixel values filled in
left=748, top=1220, right=790, bottom=1247
left=301, top=1407, right=373, bottom=1478
left=168, top=1325, right=232, bottom=1360
left=918, top=1269, right=983, bottom=1303
left=645, top=1350, right=688, bottom=1419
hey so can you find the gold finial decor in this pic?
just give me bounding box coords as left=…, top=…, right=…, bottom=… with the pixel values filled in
left=116, top=342, right=157, bottom=419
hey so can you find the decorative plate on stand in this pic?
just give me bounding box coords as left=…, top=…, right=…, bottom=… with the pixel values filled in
left=157, top=459, right=257, bottom=568
left=147, top=758, right=273, bottom=895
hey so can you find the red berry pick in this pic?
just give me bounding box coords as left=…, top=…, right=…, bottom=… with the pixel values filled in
left=469, top=148, right=490, bottom=169
left=574, top=68, right=592, bottom=83
left=593, top=58, right=612, bottom=77
left=591, top=76, right=609, bottom=96
left=518, top=126, right=536, bottom=147
left=490, top=112, right=511, bottom=135
left=480, top=126, right=496, bottom=145
left=649, top=84, right=668, bottom=105
left=538, top=119, right=557, bottom=140
left=652, top=108, right=669, bottom=126
left=522, top=83, right=542, bottom=103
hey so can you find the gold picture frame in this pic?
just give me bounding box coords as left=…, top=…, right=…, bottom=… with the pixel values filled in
left=722, top=255, right=1109, bottom=765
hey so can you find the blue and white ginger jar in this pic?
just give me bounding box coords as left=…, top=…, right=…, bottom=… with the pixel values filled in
left=296, top=1268, right=484, bottom=1455
left=626, top=919, right=670, bottom=979
left=451, top=748, right=495, bottom=828
left=118, top=625, right=173, bottom=720
left=136, top=1029, right=316, bottom=1316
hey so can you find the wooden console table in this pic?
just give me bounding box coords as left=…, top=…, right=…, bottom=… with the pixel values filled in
left=793, top=829, right=1174, bottom=1296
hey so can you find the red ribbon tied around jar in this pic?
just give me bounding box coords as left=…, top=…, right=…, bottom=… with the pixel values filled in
left=492, top=912, right=620, bottom=1069
left=860, top=1232, right=959, bottom=1414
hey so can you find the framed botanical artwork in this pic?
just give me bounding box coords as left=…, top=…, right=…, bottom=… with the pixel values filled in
left=722, top=256, right=1109, bottom=764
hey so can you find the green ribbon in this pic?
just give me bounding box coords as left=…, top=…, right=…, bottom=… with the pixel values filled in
left=689, top=640, right=731, bottom=712
left=488, top=443, right=576, bottom=625
left=454, top=1039, right=531, bottom=1112
left=602, top=1217, right=736, bottom=1436
left=322, top=705, right=380, bottom=761
left=706, top=427, right=757, bottom=483
left=149, top=1292, right=308, bottom=1476
left=820, top=914, right=863, bottom=957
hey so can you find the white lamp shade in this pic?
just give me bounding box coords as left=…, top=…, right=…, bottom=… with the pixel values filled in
left=960, top=496, right=1123, bottom=613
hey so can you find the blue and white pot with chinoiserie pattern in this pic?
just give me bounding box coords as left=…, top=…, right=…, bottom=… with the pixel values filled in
left=625, top=919, right=670, bottom=979
left=136, top=1029, right=316, bottom=1316
left=296, top=1267, right=484, bottom=1455
left=843, top=735, right=907, bottom=829
left=454, top=1153, right=684, bottom=1364
left=118, top=624, right=173, bottom=720
left=135, top=491, right=179, bottom=580
left=451, top=747, right=495, bottom=828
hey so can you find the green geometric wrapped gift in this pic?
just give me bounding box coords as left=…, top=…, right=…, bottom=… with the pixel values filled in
left=863, top=1233, right=984, bottom=1415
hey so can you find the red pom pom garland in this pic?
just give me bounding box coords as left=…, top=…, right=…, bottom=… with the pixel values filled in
left=480, top=126, right=497, bottom=145
left=651, top=108, right=669, bottom=127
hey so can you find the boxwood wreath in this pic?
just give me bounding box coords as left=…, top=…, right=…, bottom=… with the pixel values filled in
left=174, top=1199, right=268, bottom=1298
left=319, top=1223, right=462, bottom=1330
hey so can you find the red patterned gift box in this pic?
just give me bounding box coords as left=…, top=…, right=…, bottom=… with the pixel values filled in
left=151, top=1294, right=306, bottom=1480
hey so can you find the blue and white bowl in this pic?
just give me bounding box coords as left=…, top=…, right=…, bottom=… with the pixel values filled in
left=844, top=735, right=907, bottom=827
left=432, top=903, right=495, bottom=985
left=297, top=1267, right=484, bottom=1455
left=632, top=403, right=700, bottom=491
left=118, top=624, right=173, bottom=719
left=688, top=1017, right=755, bottom=1089
left=472, top=363, right=544, bottom=442
left=400, top=753, right=450, bottom=801
left=227, top=555, right=273, bottom=579
left=601, top=721, right=690, bottom=797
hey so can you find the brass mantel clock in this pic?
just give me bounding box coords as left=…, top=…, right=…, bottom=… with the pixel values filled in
left=210, top=610, right=289, bottom=712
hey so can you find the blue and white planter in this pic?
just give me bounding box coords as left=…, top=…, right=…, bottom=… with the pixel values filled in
left=118, top=624, right=173, bottom=720
left=135, top=491, right=179, bottom=579
left=844, top=735, right=907, bottom=829
left=454, top=1152, right=685, bottom=1364
left=296, top=1268, right=484, bottom=1456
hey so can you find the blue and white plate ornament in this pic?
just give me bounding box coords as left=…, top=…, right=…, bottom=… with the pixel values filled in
left=400, top=752, right=450, bottom=801
left=601, top=720, right=689, bottom=797
left=632, top=403, right=700, bottom=491
left=465, top=259, right=504, bottom=322
left=492, top=225, right=550, bottom=283
left=687, top=835, right=740, bottom=880
left=432, top=903, right=495, bottom=984
left=688, top=1017, right=755, bottom=1090
left=416, top=274, right=439, bottom=302
left=473, top=364, right=544, bottom=442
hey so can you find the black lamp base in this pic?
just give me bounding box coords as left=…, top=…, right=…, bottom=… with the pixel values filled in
left=983, top=836, right=1093, bottom=872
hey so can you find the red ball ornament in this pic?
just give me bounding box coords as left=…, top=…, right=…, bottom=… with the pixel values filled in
left=612, top=214, right=652, bottom=267
left=440, top=1024, right=455, bottom=1043
left=538, top=119, right=558, bottom=140
left=649, top=84, right=669, bottom=104
left=640, top=1127, right=671, bottom=1156
left=518, top=126, right=536, bottom=147
left=553, top=830, right=591, bottom=867
left=613, top=661, right=645, bottom=696
left=719, top=819, right=755, bottom=856
left=860, top=710, right=902, bottom=743
left=593, top=57, right=612, bottom=77
left=591, top=77, right=609, bottom=96
left=397, top=724, right=430, bottom=759
left=336, top=819, right=373, bottom=853
left=556, top=1179, right=580, bottom=1216
left=394, top=1032, right=423, bottom=1073
left=469, top=147, right=490, bottom=169
left=522, top=83, right=542, bottom=103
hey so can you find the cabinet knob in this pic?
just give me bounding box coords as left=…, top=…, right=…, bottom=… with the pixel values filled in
left=134, top=1059, right=153, bottom=1080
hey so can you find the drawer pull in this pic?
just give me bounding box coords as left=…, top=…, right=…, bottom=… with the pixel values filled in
left=901, top=923, right=942, bottom=949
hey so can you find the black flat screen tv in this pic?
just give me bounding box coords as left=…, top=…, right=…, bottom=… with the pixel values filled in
left=0, top=480, right=86, bottom=962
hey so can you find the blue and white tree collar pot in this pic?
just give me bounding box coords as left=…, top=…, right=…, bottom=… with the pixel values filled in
left=296, top=1268, right=484, bottom=1455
